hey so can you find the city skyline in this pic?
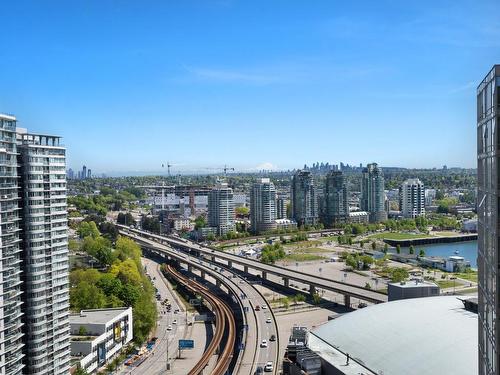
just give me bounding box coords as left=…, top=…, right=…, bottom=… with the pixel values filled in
left=1, top=1, right=499, bottom=172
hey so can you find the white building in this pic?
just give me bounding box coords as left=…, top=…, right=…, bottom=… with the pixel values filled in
left=400, top=178, right=425, bottom=218
left=349, top=210, right=369, bottom=224
left=250, top=178, right=277, bottom=234
left=70, top=307, right=133, bottom=373
left=208, top=183, right=235, bottom=236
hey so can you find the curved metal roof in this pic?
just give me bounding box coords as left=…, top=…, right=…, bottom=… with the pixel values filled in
left=310, top=296, right=477, bottom=375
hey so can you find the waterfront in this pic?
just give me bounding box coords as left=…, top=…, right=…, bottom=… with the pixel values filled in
left=403, top=240, right=478, bottom=268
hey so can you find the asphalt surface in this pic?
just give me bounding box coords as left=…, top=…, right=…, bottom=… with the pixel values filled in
left=123, top=233, right=279, bottom=375
left=118, top=225, right=387, bottom=304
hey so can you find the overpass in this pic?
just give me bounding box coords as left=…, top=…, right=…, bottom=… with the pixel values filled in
left=118, top=225, right=388, bottom=306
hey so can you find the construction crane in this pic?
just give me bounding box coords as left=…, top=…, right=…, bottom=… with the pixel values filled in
left=204, top=165, right=235, bottom=177
left=161, top=162, right=174, bottom=176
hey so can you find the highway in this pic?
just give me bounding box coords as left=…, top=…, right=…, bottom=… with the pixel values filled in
left=118, top=225, right=387, bottom=305
left=127, top=232, right=280, bottom=375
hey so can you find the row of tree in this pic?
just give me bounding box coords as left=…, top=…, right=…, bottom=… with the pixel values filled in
left=71, top=222, right=157, bottom=344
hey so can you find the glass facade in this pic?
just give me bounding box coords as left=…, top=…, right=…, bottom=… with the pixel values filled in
left=291, top=170, right=318, bottom=227
left=323, top=171, right=349, bottom=226
left=478, top=65, right=500, bottom=375
left=361, top=163, right=387, bottom=223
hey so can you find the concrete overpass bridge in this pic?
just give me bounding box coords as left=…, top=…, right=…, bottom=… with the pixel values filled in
left=118, top=225, right=388, bottom=306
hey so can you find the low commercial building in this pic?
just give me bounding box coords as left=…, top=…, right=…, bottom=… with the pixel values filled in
left=70, top=308, right=133, bottom=373
left=348, top=211, right=369, bottom=224
left=275, top=218, right=298, bottom=231
left=445, top=255, right=471, bottom=272
left=388, top=280, right=440, bottom=301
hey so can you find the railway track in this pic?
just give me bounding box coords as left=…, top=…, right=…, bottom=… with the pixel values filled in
left=164, top=264, right=236, bottom=375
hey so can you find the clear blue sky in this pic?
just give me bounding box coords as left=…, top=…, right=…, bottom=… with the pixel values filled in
left=1, top=0, right=499, bottom=174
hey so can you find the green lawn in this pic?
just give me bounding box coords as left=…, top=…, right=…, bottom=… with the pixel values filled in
left=293, top=247, right=329, bottom=254
left=367, top=232, right=433, bottom=240
left=433, top=231, right=461, bottom=237
left=284, top=253, right=326, bottom=262
left=284, top=240, right=323, bottom=248
left=454, top=272, right=478, bottom=283
left=436, top=280, right=458, bottom=289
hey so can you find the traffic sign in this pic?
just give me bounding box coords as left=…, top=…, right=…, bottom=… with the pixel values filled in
left=178, top=339, right=194, bottom=349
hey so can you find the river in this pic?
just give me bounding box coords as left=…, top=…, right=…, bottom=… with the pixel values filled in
left=402, top=240, right=478, bottom=268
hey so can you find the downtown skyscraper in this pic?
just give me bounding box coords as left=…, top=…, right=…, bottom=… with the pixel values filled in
left=478, top=65, right=500, bottom=375
left=0, top=114, right=69, bottom=375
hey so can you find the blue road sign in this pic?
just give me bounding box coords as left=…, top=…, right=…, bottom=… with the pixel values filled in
left=178, top=339, right=194, bottom=349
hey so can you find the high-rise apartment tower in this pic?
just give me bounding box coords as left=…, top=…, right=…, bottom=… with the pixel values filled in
left=478, top=65, right=500, bottom=375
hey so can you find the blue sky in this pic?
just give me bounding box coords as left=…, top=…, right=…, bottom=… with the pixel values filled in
left=0, top=0, right=499, bottom=174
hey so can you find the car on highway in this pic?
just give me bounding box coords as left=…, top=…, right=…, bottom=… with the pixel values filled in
left=167, top=325, right=172, bottom=331
left=255, top=305, right=260, bottom=311
left=261, top=305, right=267, bottom=310
left=172, top=319, right=177, bottom=324
left=269, top=334, right=276, bottom=342
left=264, top=362, right=273, bottom=372
left=266, top=317, right=272, bottom=324
left=260, top=339, right=268, bottom=348
left=255, top=366, right=263, bottom=374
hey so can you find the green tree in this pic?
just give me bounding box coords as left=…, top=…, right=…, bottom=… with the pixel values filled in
left=383, top=243, right=389, bottom=254
left=396, top=244, right=401, bottom=254
left=194, top=215, right=207, bottom=229
left=97, top=273, right=123, bottom=296
left=281, top=297, right=290, bottom=309
left=371, top=241, right=376, bottom=250
left=409, top=245, right=415, bottom=255
left=295, top=293, right=306, bottom=303
left=345, top=255, right=358, bottom=269
left=118, top=283, right=141, bottom=307
left=312, top=293, right=321, bottom=305
left=70, top=281, right=106, bottom=311
left=70, top=269, right=102, bottom=287
left=419, top=249, right=426, bottom=257
left=235, top=206, right=250, bottom=216
left=77, top=221, right=100, bottom=239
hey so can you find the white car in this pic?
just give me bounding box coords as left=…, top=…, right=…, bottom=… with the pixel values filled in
left=264, top=362, right=273, bottom=372
left=261, top=305, right=267, bottom=310
left=260, top=339, right=268, bottom=348
left=266, top=317, right=272, bottom=324
left=172, top=319, right=177, bottom=325
left=167, top=325, right=172, bottom=331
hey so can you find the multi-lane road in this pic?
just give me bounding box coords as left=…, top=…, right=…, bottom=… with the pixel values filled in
left=126, top=231, right=280, bottom=375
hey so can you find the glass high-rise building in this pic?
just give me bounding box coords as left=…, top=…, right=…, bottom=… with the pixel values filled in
left=250, top=178, right=277, bottom=234
left=361, top=163, right=387, bottom=223
left=291, top=170, right=318, bottom=227
left=478, top=65, right=500, bottom=375
left=0, top=114, right=69, bottom=375
left=323, top=171, right=349, bottom=227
